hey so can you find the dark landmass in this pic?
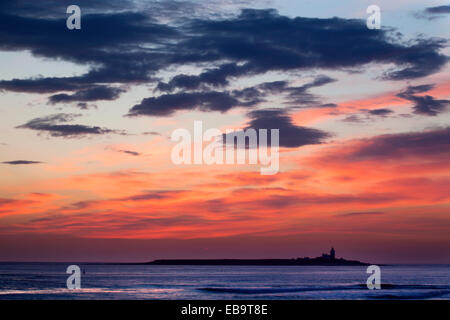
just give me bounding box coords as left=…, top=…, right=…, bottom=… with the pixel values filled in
left=145, top=257, right=369, bottom=266
left=145, top=248, right=369, bottom=266
left=92, top=248, right=370, bottom=266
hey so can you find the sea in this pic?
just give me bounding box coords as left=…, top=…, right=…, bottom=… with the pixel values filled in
left=0, top=263, right=449, bottom=300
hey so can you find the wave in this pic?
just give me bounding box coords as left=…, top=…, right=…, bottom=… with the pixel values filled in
left=373, top=290, right=450, bottom=300
left=199, top=285, right=362, bottom=294
left=199, top=283, right=450, bottom=295
left=356, top=284, right=450, bottom=290
left=0, top=287, right=182, bottom=296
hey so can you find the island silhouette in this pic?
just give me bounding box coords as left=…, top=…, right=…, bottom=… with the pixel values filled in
left=145, top=248, right=369, bottom=266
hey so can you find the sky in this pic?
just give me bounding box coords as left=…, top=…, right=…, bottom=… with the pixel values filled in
left=0, top=0, right=449, bottom=263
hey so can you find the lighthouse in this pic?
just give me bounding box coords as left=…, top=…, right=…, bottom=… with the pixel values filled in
left=330, top=247, right=335, bottom=260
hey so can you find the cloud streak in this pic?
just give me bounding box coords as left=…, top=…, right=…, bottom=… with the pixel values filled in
left=17, top=113, right=125, bottom=138
left=2, top=160, right=43, bottom=165
left=48, top=86, right=125, bottom=104
left=397, top=84, right=450, bottom=116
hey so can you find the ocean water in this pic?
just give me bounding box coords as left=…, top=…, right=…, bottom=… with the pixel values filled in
left=0, top=263, right=449, bottom=300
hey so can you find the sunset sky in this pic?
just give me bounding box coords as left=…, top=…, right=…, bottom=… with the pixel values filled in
left=0, top=0, right=449, bottom=263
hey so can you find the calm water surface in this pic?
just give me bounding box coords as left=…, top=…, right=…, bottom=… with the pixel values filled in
left=0, top=263, right=449, bottom=299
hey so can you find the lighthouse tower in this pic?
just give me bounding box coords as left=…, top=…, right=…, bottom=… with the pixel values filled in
left=330, top=247, right=336, bottom=260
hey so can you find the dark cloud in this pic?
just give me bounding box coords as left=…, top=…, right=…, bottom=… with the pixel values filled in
left=398, top=84, right=434, bottom=96
left=122, top=190, right=183, bottom=202
left=135, top=75, right=335, bottom=117
left=0, top=198, right=17, bottom=206
left=408, top=95, right=450, bottom=116
left=226, top=109, right=331, bottom=148
left=342, top=108, right=395, bottom=123
left=117, top=150, right=141, bottom=156
left=397, top=84, right=450, bottom=116
left=230, top=189, right=400, bottom=207
left=0, top=9, right=178, bottom=94
left=157, top=63, right=250, bottom=92
left=159, top=10, right=447, bottom=91
left=1, top=160, right=43, bottom=165
left=318, top=103, right=337, bottom=108
left=367, top=108, right=394, bottom=116
left=257, top=81, right=288, bottom=93
left=351, top=127, right=450, bottom=160
left=76, top=102, right=97, bottom=110
left=65, top=190, right=183, bottom=211
left=342, top=115, right=365, bottom=123
left=0, top=6, right=447, bottom=107
left=168, top=9, right=447, bottom=89
left=48, top=86, right=125, bottom=104
left=0, top=0, right=136, bottom=17
left=383, top=39, right=448, bottom=80
left=254, top=76, right=336, bottom=106
left=338, top=211, right=384, bottom=218
left=426, top=5, right=450, bottom=14
left=143, top=131, right=161, bottom=136
left=0, top=77, right=87, bottom=93
left=294, top=75, right=336, bottom=91
left=17, top=113, right=125, bottom=138
left=283, top=75, right=336, bottom=106
left=128, top=90, right=260, bottom=117
left=120, top=215, right=210, bottom=230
